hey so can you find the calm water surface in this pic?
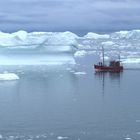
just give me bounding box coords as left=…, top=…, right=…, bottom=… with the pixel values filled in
left=0, top=55, right=140, bottom=140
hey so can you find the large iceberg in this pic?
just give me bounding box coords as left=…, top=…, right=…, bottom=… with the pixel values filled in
left=0, top=31, right=78, bottom=47
left=0, top=31, right=78, bottom=65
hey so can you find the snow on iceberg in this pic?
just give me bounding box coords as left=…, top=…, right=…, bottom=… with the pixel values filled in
left=74, top=50, right=87, bottom=57
left=0, top=73, right=19, bottom=81
left=0, top=31, right=78, bottom=47
left=110, top=30, right=140, bottom=39
left=101, top=41, right=115, bottom=46
left=84, top=32, right=109, bottom=39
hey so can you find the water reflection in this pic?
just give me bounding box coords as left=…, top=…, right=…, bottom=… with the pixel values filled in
left=95, top=71, right=123, bottom=96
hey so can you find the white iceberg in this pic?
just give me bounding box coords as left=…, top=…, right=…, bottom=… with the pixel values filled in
left=74, top=50, right=87, bottom=57
left=0, top=30, right=140, bottom=66
left=110, top=30, right=140, bottom=39
left=0, top=73, right=19, bottom=80
left=74, top=72, right=87, bottom=75
left=57, top=136, right=68, bottom=140
left=0, top=31, right=78, bottom=47
left=0, top=30, right=79, bottom=65
left=84, top=32, right=109, bottom=39
left=101, top=41, right=115, bottom=46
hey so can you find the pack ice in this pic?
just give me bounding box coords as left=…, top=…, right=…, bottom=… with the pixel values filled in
left=77, top=30, right=140, bottom=66
left=0, top=30, right=140, bottom=66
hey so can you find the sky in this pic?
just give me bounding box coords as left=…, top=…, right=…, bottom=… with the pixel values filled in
left=0, top=0, right=140, bottom=35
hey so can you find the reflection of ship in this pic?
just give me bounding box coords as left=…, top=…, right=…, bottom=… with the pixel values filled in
left=94, top=46, right=123, bottom=72
left=95, top=71, right=122, bottom=96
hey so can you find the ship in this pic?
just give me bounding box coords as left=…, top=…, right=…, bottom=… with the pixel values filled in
left=94, top=46, right=123, bottom=72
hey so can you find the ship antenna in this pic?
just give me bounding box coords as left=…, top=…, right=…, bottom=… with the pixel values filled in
left=118, top=51, right=121, bottom=62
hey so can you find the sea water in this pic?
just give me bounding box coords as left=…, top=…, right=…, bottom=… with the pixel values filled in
left=0, top=54, right=139, bottom=140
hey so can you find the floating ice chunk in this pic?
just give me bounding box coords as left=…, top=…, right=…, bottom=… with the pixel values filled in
left=125, top=137, right=131, bottom=140
left=0, top=134, right=2, bottom=139
left=74, top=50, right=87, bottom=57
left=136, top=120, right=140, bottom=123
left=0, top=73, right=19, bottom=80
left=125, top=135, right=132, bottom=140
left=57, top=136, right=68, bottom=139
left=136, top=132, right=140, bottom=135
left=74, top=72, right=86, bottom=75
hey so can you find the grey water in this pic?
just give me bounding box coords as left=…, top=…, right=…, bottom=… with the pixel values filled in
left=0, top=54, right=140, bottom=140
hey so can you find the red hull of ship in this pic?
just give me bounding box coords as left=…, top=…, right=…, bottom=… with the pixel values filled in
left=94, top=65, right=123, bottom=72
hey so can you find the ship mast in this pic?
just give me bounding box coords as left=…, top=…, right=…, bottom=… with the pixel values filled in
left=101, top=45, right=105, bottom=65
left=118, top=51, right=121, bottom=62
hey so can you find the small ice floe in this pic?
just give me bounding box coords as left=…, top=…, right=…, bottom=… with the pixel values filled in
left=136, top=132, right=140, bottom=135
left=0, top=72, right=19, bottom=81
left=74, top=50, right=87, bottom=57
left=57, top=136, right=68, bottom=139
left=125, top=137, right=131, bottom=140
left=74, top=72, right=86, bottom=75
left=41, top=134, right=47, bottom=138
left=125, top=135, right=132, bottom=140
left=136, top=120, right=140, bottom=123
left=0, top=134, right=3, bottom=139
left=35, top=135, right=40, bottom=139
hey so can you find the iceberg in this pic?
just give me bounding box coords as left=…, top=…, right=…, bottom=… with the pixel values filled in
left=84, top=32, right=109, bottom=39
left=74, top=72, right=87, bottom=75
left=101, top=41, right=115, bottom=46
left=74, top=50, right=87, bottom=57
left=0, top=73, right=19, bottom=80
left=0, top=31, right=78, bottom=47
left=0, top=29, right=140, bottom=66
left=0, top=31, right=78, bottom=65
left=110, top=30, right=140, bottom=39
left=76, top=29, right=140, bottom=65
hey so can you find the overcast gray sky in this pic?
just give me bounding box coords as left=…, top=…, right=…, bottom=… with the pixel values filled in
left=0, top=0, right=140, bottom=34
